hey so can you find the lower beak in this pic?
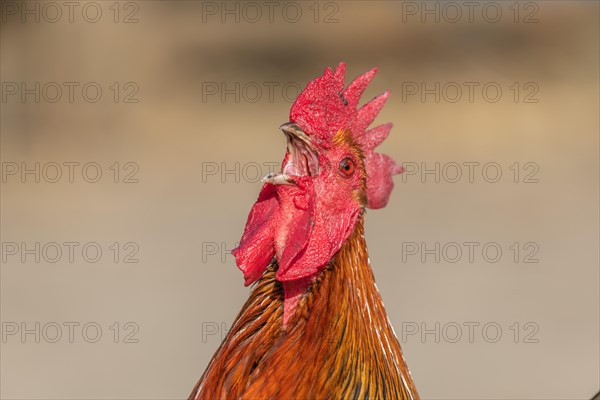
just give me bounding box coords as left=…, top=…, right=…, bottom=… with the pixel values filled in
left=261, top=172, right=295, bottom=185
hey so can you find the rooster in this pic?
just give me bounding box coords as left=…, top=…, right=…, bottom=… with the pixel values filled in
left=189, top=63, right=419, bottom=400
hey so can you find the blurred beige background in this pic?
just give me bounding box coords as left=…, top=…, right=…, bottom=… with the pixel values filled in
left=1, top=1, right=598, bottom=399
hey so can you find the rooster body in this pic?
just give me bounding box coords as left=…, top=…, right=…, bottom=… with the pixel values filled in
left=190, top=64, right=419, bottom=399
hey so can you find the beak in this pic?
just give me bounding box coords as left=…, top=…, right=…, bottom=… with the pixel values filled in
left=279, top=123, right=319, bottom=155
left=279, top=122, right=308, bottom=141
left=261, top=122, right=320, bottom=185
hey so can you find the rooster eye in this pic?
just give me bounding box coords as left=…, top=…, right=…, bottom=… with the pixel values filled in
left=339, top=158, right=356, bottom=177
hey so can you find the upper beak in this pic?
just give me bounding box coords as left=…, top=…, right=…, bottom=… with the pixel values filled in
left=261, top=122, right=320, bottom=185
left=280, top=122, right=307, bottom=141
left=279, top=122, right=301, bottom=134
left=279, top=123, right=318, bottom=154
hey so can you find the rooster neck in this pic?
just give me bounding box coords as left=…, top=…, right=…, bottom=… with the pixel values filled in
left=190, top=215, right=419, bottom=400
left=283, top=217, right=419, bottom=400
left=284, top=214, right=391, bottom=332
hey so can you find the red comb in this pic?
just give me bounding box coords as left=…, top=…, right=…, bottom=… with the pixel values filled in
left=289, top=62, right=403, bottom=209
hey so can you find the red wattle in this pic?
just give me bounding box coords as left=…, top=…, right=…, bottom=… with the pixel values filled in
left=232, top=184, right=279, bottom=286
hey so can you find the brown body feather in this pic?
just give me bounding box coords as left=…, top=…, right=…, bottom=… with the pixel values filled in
left=189, top=217, right=419, bottom=400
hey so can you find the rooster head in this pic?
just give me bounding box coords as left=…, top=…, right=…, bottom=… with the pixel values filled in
left=232, top=63, right=403, bottom=323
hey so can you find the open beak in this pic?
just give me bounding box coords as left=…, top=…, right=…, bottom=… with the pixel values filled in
left=262, top=122, right=320, bottom=185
